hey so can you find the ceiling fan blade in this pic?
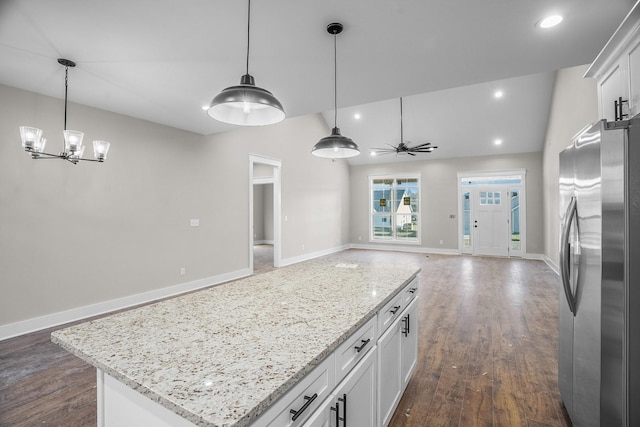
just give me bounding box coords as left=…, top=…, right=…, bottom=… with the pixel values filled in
left=408, top=152, right=416, bottom=156
left=411, top=142, right=432, bottom=149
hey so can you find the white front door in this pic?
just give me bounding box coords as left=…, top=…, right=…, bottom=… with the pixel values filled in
left=472, top=187, right=509, bottom=256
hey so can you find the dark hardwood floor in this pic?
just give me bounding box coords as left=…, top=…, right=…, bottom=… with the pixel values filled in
left=0, top=250, right=572, bottom=427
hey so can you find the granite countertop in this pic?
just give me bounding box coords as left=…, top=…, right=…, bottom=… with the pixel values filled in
left=51, top=257, right=419, bottom=427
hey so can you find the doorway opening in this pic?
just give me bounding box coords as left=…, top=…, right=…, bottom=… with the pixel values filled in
left=458, top=170, right=526, bottom=257
left=249, top=155, right=282, bottom=273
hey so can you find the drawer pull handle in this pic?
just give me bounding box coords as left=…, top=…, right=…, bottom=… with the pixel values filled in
left=408, top=287, right=417, bottom=294
left=354, top=338, right=371, bottom=353
left=390, top=305, right=401, bottom=314
left=290, top=393, right=317, bottom=421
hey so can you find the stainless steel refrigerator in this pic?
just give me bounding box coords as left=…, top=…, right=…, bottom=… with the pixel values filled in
left=558, top=117, right=640, bottom=427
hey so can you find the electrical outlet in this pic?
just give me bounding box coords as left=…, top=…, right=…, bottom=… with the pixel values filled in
left=439, top=240, right=443, bottom=245
left=190, top=219, right=199, bottom=227
left=301, top=244, right=305, bottom=250
left=358, top=236, right=362, bottom=241
left=179, top=267, right=186, bottom=276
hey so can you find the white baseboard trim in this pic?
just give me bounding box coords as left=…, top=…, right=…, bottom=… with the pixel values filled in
left=542, top=255, right=559, bottom=275
left=280, top=244, right=352, bottom=267
left=0, top=268, right=252, bottom=342
left=349, top=243, right=460, bottom=255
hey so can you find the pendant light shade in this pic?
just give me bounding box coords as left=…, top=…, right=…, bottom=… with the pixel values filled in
left=312, top=22, right=360, bottom=159
left=207, top=0, right=285, bottom=126
left=312, top=127, right=360, bottom=158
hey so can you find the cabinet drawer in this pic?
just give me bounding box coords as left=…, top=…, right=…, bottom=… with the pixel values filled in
left=402, top=277, right=419, bottom=306
left=254, top=354, right=336, bottom=427
left=334, top=316, right=377, bottom=384
left=378, top=292, right=403, bottom=336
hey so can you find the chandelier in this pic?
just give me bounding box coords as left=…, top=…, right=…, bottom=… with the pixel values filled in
left=19, top=58, right=111, bottom=164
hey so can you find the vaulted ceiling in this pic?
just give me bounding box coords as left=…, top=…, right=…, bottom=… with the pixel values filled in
left=0, top=0, right=635, bottom=164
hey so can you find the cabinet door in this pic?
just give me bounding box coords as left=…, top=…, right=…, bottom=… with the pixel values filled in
left=301, top=396, right=335, bottom=427
left=401, top=297, right=419, bottom=388
left=332, top=347, right=377, bottom=427
left=628, top=35, right=640, bottom=118
left=377, top=318, right=402, bottom=427
left=599, top=62, right=627, bottom=121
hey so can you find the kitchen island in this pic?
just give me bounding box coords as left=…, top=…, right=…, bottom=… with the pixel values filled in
left=52, top=257, right=420, bottom=427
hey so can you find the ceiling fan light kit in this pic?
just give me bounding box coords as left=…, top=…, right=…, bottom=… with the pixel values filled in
left=372, top=97, right=437, bottom=156
left=207, top=0, right=285, bottom=126
left=19, top=58, right=111, bottom=164
left=312, top=22, right=360, bottom=159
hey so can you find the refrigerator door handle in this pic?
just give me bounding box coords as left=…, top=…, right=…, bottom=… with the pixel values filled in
left=560, top=196, right=577, bottom=315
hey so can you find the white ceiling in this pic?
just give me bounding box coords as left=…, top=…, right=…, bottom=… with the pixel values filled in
left=0, top=0, right=635, bottom=165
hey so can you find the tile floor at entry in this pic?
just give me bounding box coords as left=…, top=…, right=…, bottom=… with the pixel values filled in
left=0, top=250, right=572, bottom=427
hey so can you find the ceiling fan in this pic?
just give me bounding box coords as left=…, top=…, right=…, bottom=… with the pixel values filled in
left=372, top=97, right=437, bottom=156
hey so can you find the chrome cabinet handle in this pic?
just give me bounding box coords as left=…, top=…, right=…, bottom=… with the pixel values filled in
left=560, top=196, right=577, bottom=315
left=354, top=338, right=370, bottom=353
left=290, top=393, right=317, bottom=421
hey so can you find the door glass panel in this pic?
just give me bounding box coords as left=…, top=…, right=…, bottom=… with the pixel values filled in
left=510, top=190, right=521, bottom=250
left=463, top=192, right=471, bottom=248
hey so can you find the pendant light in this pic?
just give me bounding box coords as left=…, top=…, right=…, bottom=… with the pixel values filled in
left=19, top=58, right=111, bottom=164
left=312, top=23, right=360, bottom=159
left=207, top=0, right=285, bottom=126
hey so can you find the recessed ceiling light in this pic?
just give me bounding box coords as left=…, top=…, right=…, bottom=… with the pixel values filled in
left=354, top=113, right=361, bottom=120
left=494, top=138, right=503, bottom=146
left=537, top=15, right=563, bottom=29
left=494, top=90, right=504, bottom=99
left=370, top=151, right=377, bottom=156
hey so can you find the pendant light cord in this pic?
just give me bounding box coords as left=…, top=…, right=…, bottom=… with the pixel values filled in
left=246, top=0, right=251, bottom=75
left=333, top=31, right=338, bottom=128
left=63, top=65, right=69, bottom=131
left=400, top=97, right=403, bottom=143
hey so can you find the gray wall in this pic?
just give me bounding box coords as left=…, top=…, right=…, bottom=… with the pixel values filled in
left=0, top=84, right=350, bottom=327
left=253, top=184, right=266, bottom=241
left=349, top=151, right=544, bottom=254
left=541, top=65, right=599, bottom=267
left=253, top=183, right=274, bottom=242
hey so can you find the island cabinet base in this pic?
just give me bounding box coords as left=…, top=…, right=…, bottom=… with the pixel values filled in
left=97, top=370, right=197, bottom=427
left=84, top=272, right=420, bottom=427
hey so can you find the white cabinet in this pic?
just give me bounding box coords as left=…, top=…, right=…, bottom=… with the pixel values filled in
left=377, top=280, right=420, bottom=427
left=303, top=347, right=377, bottom=427
left=254, top=354, right=336, bottom=427
left=334, top=316, right=376, bottom=384
left=377, top=315, right=403, bottom=427
left=401, top=297, right=419, bottom=388
left=586, top=3, right=640, bottom=120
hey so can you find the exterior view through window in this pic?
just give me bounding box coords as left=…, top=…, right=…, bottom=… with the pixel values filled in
left=371, top=176, right=420, bottom=242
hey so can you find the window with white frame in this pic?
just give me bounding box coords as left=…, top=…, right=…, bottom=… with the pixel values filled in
left=370, top=175, right=420, bottom=242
